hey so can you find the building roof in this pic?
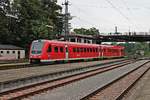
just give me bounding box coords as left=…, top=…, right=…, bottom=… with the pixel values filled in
left=0, top=44, right=24, bottom=50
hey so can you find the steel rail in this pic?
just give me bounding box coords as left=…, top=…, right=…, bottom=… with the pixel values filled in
left=0, top=60, right=134, bottom=100
left=0, top=59, right=131, bottom=93
left=0, top=58, right=127, bottom=70
left=81, top=61, right=150, bottom=100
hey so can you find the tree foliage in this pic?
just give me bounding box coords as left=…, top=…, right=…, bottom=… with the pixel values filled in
left=0, top=0, right=63, bottom=49
left=73, top=27, right=100, bottom=35
left=0, top=0, right=10, bottom=43
left=118, top=42, right=150, bottom=57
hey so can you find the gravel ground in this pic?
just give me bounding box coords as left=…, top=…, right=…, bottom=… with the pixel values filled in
left=88, top=62, right=150, bottom=100
left=122, top=63, right=150, bottom=100
left=0, top=59, right=124, bottom=83
left=26, top=60, right=149, bottom=100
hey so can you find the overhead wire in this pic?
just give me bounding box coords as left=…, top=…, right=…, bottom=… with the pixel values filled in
left=105, top=0, right=130, bottom=21
left=71, top=3, right=98, bottom=28
left=71, top=3, right=116, bottom=31
left=104, top=0, right=141, bottom=32
left=72, top=1, right=135, bottom=32
left=67, top=0, right=146, bottom=32
left=118, top=0, right=143, bottom=32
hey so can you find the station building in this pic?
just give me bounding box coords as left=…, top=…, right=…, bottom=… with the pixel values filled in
left=0, top=44, right=25, bottom=60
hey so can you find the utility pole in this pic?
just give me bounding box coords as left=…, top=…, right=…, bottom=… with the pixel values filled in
left=63, top=0, right=70, bottom=41
left=115, top=26, right=118, bottom=34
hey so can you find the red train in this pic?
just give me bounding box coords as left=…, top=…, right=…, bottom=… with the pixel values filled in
left=29, top=39, right=124, bottom=63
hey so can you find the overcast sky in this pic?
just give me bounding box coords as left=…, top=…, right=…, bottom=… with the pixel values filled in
left=57, top=0, right=150, bottom=33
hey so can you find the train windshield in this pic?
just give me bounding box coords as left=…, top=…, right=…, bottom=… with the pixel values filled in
left=31, top=41, right=44, bottom=54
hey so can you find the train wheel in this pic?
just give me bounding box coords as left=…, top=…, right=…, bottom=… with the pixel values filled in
left=30, top=59, right=40, bottom=64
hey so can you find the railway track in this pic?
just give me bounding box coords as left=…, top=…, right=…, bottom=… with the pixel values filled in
left=27, top=60, right=149, bottom=100
left=0, top=58, right=126, bottom=70
left=0, top=59, right=130, bottom=93
left=82, top=60, right=150, bottom=100
left=0, top=59, right=137, bottom=100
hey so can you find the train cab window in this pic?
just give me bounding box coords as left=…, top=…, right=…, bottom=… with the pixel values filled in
left=13, top=51, right=15, bottom=54
left=47, top=45, right=52, bottom=52
left=54, top=47, right=58, bottom=52
left=60, top=47, right=63, bottom=52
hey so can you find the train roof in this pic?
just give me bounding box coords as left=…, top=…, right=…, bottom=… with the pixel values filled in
left=32, top=39, right=124, bottom=49
left=33, top=39, right=99, bottom=46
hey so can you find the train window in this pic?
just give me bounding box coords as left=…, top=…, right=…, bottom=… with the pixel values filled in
left=60, top=47, right=63, bottom=52
left=84, top=48, right=86, bottom=52
left=96, top=48, right=98, bottom=52
left=80, top=48, right=83, bottom=52
left=90, top=48, right=92, bottom=52
left=98, top=48, right=101, bottom=52
left=73, top=48, right=76, bottom=52
left=47, top=45, right=51, bottom=52
left=87, top=48, right=89, bottom=52
left=113, top=50, right=115, bottom=53
left=79, top=48, right=81, bottom=52
left=77, top=48, right=79, bottom=52
left=93, top=48, right=95, bottom=52
left=103, top=49, right=105, bottom=52
left=54, top=47, right=58, bottom=52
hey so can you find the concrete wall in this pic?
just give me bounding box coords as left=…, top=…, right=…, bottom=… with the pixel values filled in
left=0, top=50, right=25, bottom=60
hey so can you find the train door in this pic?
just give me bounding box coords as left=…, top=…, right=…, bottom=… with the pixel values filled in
left=65, top=45, right=69, bottom=60
left=101, top=46, right=104, bottom=57
left=47, top=45, right=51, bottom=59
left=99, top=46, right=102, bottom=57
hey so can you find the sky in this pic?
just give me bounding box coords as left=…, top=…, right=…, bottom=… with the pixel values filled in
left=57, top=0, right=150, bottom=33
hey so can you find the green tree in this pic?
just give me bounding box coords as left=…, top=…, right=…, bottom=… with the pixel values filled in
left=0, top=0, right=10, bottom=44
left=118, top=42, right=150, bottom=57
left=73, top=27, right=100, bottom=35
left=10, top=0, right=63, bottom=48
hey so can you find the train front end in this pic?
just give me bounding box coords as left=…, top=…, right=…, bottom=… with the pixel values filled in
left=29, top=40, right=45, bottom=63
